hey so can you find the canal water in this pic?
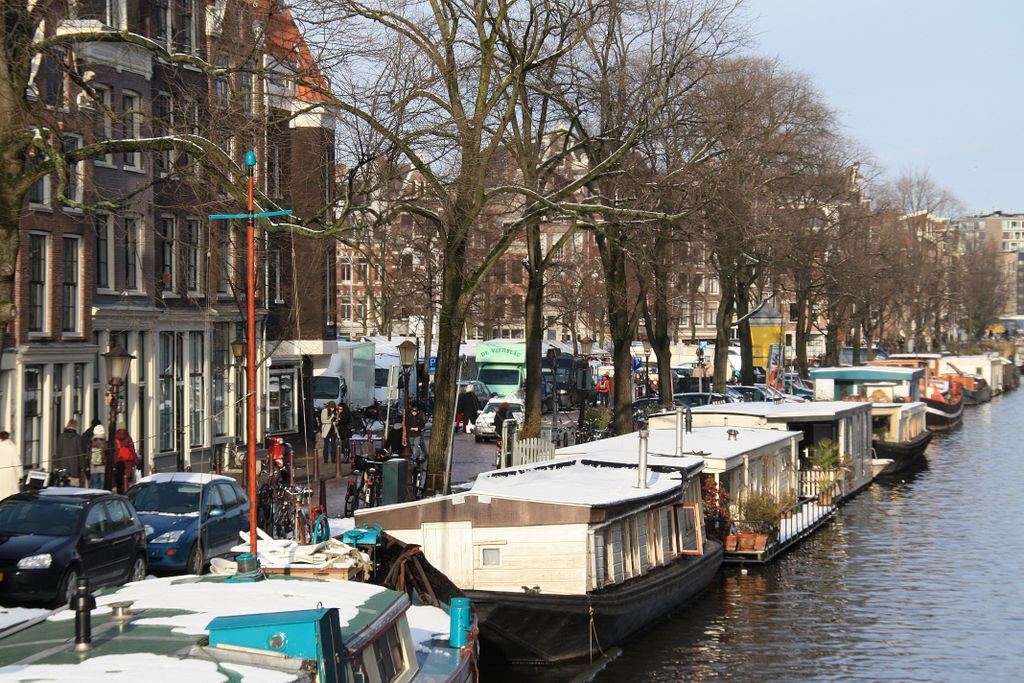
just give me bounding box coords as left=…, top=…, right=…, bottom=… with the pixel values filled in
left=485, top=389, right=1024, bottom=682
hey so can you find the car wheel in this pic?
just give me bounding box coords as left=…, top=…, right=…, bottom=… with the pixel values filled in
left=128, top=555, right=147, bottom=583
left=53, top=567, right=78, bottom=609
left=186, top=543, right=205, bottom=576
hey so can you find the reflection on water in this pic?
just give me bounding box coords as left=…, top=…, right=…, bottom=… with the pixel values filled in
left=591, top=392, right=1024, bottom=682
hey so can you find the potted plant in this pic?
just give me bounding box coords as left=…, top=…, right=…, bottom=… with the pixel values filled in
left=701, top=476, right=731, bottom=543
left=809, top=438, right=843, bottom=505
left=738, top=490, right=780, bottom=551
left=777, top=488, right=798, bottom=519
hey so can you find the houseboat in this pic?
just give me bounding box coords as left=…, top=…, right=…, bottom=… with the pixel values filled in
left=651, top=401, right=875, bottom=501
left=355, top=454, right=722, bottom=664
left=938, top=354, right=1006, bottom=397
left=810, top=366, right=932, bottom=473
left=869, top=355, right=964, bottom=430
left=556, top=423, right=837, bottom=565
left=0, top=574, right=477, bottom=682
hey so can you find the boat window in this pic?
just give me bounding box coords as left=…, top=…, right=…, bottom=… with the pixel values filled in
left=481, top=547, right=501, bottom=566
left=372, top=624, right=406, bottom=682
left=676, top=504, right=703, bottom=556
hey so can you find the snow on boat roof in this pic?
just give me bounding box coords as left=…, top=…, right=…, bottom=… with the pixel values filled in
left=469, top=459, right=686, bottom=507
left=887, top=353, right=945, bottom=359
left=0, top=652, right=294, bottom=683
left=49, top=575, right=389, bottom=636
left=136, top=472, right=235, bottom=485
left=684, top=400, right=870, bottom=420
left=556, top=426, right=798, bottom=467
left=810, top=366, right=923, bottom=380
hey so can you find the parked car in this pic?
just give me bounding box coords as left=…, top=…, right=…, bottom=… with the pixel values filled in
left=755, top=383, right=808, bottom=403
left=672, top=392, right=736, bottom=408
left=0, top=488, right=147, bottom=607
left=727, top=385, right=776, bottom=402
left=783, top=373, right=815, bottom=399
left=474, top=397, right=525, bottom=442
left=457, top=380, right=493, bottom=404
left=126, top=473, right=250, bottom=575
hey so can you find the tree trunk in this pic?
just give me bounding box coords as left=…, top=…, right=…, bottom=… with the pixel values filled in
left=851, top=320, right=862, bottom=365
left=520, top=219, right=544, bottom=438
left=596, top=231, right=641, bottom=435
left=794, top=295, right=810, bottom=377
left=736, top=281, right=754, bottom=385
left=713, top=278, right=736, bottom=392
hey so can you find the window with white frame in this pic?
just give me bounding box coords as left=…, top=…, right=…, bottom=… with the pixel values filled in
left=22, top=366, right=42, bottom=467
left=183, top=218, right=201, bottom=293
left=62, top=235, right=81, bottom=334
left=358, top=258, right=369, bottom=282
left=706, top=302, right=718, bottom=327
left=324, top=251, right=336, bottom=325
left=158, top=331, right=176, bottom=452
left=92, top=85, right=114, bottom=166
left=152, top=0, right=171, bottom=47
left=217, top=228, right=234, bottom=295
left=153, top=92, right=173, bottom=174
left=214, top=57, right=229, bottom=108
left=709, top=276, right=719, bottom=295
left=174, top=0, right=195, bottom=54
left=124, top=215, right=142, bottom=292
left=95, top=214, right=114, bottom=290
left=189, top=331, right=204, bottom=447
left=239, top=69, right=254, bottom=115
left=158, top=216, right=176, bottom=292
left=340, top=258, right=352, bottom=282
left=121, top=91, right=142, bottom=170
left=341, top=301, right=353, bottom=321
left=26, top=153, right=50, bottom=208
left=27, top=233, right=49, bottom=334
left=62, top=134, right=83, bottom=205
left=267, top=368, right=296, bottom=433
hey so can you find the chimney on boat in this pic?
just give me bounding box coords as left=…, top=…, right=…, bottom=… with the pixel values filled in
left=637, top=428, right=649, bottom=489
left=73, top=576, right=96, bottom=652
left=685, top=406, right=693, bottom=433
left=675, top=407, right=684, bottom=456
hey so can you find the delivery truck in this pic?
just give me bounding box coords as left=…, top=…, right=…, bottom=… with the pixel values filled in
left=313, top=341, right=375, bottom=411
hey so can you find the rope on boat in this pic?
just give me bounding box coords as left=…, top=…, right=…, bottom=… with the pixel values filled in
left=588, top=603, right=604, bottom=663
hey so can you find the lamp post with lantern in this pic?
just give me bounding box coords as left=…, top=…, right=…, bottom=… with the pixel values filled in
left=577, top=336, right=594, bottom=435
left=102, top=346, right=134, bottom=491
left=641, top=337, right=652, bottom=399
left=397, top=340, right=417, bottom=458
left=230, top=338, right=246, bottom=478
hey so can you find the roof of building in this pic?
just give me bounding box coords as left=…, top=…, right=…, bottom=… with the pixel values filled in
left=555, top=426, right=797, bottom=465
left=682, top=400, right=871, bottom=420
left=256, top=1, right=331, bottom=103
left=810, top=366, right=924, bottom=381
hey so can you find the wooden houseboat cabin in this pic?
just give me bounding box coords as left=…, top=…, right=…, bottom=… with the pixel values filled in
left=557, top=425, right=836, bottom=564
left=355, top=456, right=722, bottom=664
left=651, top=401, right=875, bottom=501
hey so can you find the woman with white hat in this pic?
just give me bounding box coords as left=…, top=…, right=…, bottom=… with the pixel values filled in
left=88, top=425, right=107, bottom=490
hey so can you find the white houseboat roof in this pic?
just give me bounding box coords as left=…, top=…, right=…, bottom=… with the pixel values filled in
left=683, top=400, right=870, bottom=421
left=810, top=366, right=924, bottom=381
left=469, top=459, right=690, bottom=507
left=556, top=426, right=797, bottom=467
left=887, top=353, right=946, bottom=360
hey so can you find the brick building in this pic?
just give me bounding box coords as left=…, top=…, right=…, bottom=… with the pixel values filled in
left=0, top=0, right=335, bottom=474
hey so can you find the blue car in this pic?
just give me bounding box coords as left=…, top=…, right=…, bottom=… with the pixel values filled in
left=126, top=473, right=249, bottom=575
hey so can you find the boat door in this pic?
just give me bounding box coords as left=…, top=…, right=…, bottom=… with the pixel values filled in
left=421, top=522, right=473, bottom=588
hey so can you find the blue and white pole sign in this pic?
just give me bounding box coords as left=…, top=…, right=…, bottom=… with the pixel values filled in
left=428, top=356, right=438, bottom=372
left=632, top=357, right=642, bottom=372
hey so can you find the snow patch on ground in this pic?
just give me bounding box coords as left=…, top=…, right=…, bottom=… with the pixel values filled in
left=0, top=653, right=238, bottom=683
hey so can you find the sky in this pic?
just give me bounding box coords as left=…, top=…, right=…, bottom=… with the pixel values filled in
left=744, top=0, right=1024, bottom=215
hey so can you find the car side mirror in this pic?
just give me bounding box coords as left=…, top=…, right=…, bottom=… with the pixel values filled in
left=207, top=508, right=225, bottom=518
left=84, top=531, right=103, bottom=543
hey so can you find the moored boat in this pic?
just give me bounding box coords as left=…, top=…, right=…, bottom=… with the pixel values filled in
left=869, top=402, right=933, bottom=473
left=0, top=573, right=477, bottom=682
left=923, top=378, right=964, bottom=430
left=356, top=455, right=722, bottom=664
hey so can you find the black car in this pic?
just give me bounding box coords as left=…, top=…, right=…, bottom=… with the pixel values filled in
left=0, top=489, right=147, bottom=607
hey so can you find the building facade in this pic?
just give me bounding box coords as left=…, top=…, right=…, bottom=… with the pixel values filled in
left=0, top=0, right=336, bottom=476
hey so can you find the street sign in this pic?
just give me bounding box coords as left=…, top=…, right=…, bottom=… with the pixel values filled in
left=632, top=357, right=642, bottom=372
left=699, top=340, right=708, bottom=351
left=428, top=356, right=438, bottom=372
left=386, top=365, right=399, bottom=400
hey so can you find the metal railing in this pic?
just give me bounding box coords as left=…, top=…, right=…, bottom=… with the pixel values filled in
left=726, top=479, right=841, bottom=556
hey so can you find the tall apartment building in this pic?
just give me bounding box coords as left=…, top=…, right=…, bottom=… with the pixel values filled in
left=952, top=210, right=1024, bottom=314
left=0, top=1, right=336, bottom=473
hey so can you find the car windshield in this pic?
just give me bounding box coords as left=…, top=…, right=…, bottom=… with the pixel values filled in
left=0, top=498, right=83, bottom=536
left=127, top=482, right=203, bottom=514
left=375, top=368, right=391, bottom=387
left=313, top=376, right=341, bottom=399
left=478, top=368, right=520, bottom=387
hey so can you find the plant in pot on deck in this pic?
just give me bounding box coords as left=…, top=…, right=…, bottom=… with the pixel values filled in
left=737, top=490, right=780, bottom=552
left=808, top=438, right=844, bottom=505
left=702, top=476, right=731, bottom=543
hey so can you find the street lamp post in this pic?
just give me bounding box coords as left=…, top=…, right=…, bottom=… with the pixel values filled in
left=398, top=340, right=417, bottom=458
left=577, top=337, right=594, bottom=435
left=207, top=150, right=293, bottom=565
left=102, top=346, right=134, bottom=492
left=641, top=337, right=652, bottom=399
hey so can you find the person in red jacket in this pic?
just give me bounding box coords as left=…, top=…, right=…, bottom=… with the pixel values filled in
left=595, top=374, right=612, bottom=406
left=112, top=427, right=139, bottom=494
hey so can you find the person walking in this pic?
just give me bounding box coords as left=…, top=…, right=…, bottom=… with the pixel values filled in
left=320, top=401, right=339, bottom=464
left=457, top=385, right=481, bottom=434
left=87, top=425, right=107, bottom=490
left=405, top=405, right=428, bottom=463
left=595, top=374, right=611, bottom=406
left=53, top=419, right=84, bottom=486
left=0, top=431, right=20, bottom=499
left=112, top=426, right=139, bottom=494
left=336, top=401, right=353, bottom=463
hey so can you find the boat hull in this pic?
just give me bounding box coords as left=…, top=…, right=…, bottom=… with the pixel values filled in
left=963, top=385, right=992, bottom=405
left=925, top=397, right=963, bottom=430
left=466, top=540, right=724, bottom=664
left=873, top=429, right=933, bottom=474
